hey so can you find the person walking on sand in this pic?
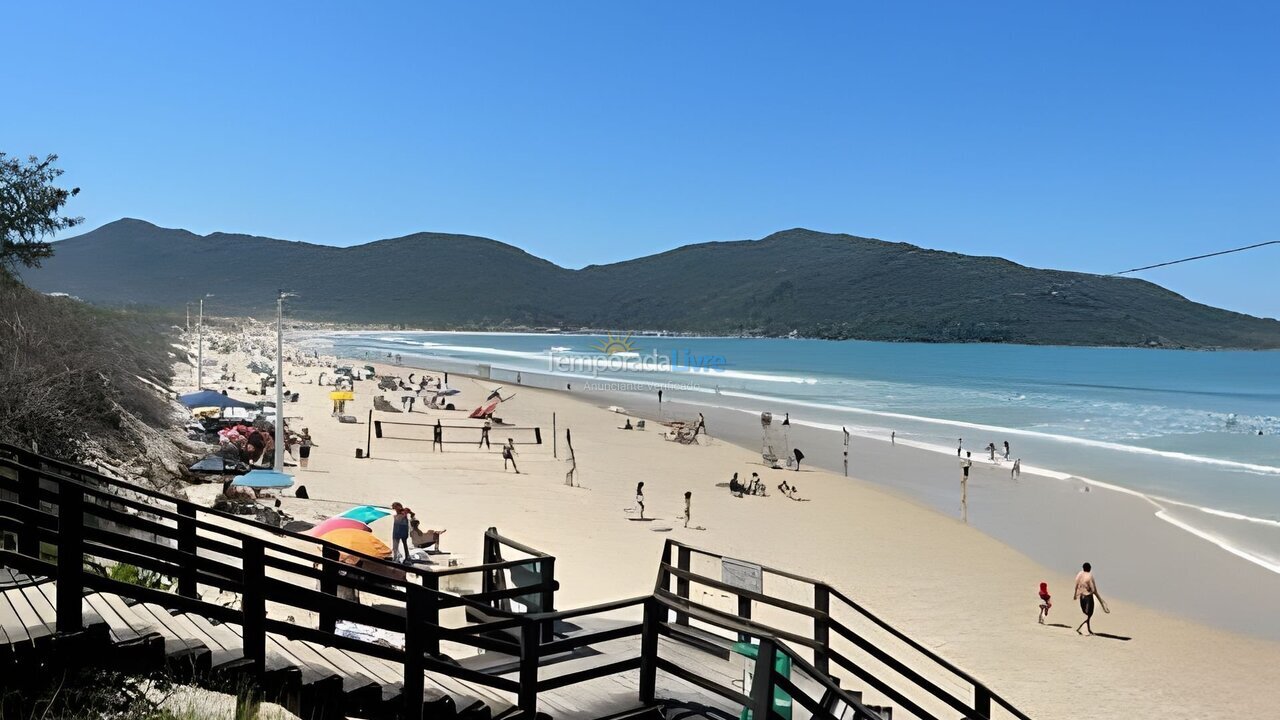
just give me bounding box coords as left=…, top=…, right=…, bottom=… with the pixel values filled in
left=782, top=412, right=790, bottom=426
left=658, top=389, right=663, bottom=405
left=1011, top=458, right=1021, bottom=480
left=635, top=482, right=646, bottom=518
left=682, top=491, right=691, bottom=528
left=843, top=426, right=850, bottom=447
left=1074, top=562, right=1108, bottom=635
left=479, top=420, right=491, bottom=449
left=1038, top=582, right=1053, bottom=624
left=957, top=438, right=963, bottom=457
left=960, top=452, right=972, bottom=522
left=503, top=438, right=519, bottom=473
left=694, top=413, right=707, bottom=437
left=1003, top=440, right=1011, bottom=460
left=891, top=431, right=895, bottom=445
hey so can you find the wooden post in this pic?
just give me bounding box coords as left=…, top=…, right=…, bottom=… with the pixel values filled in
left=975, top=685, right=993, bottom=719
left=638, top=597, right=660, bottom=703
left=177, top=504, right=198, bottom=598
left=814, top=585, right=830, bottom=675
left=319, top=545, right=339, bottom=634
left=17, top=465, right=39, bottom=558
left=748, top=637, right=778, bottom=720
left=365, top=409, right=373, bottom=458
left=540, top=557, right=556, bottom=642
left=403, top=584, right=427, bottom=719
left=242, top=537, right=266, bottom=675
left=675, top=545, right=691, bottom=627
left=420, top=572, right=440, bottom=657
left=518, top=620, right=540, bottom=715
left=552, top=413, right=557, bottom=458
left=56, top=484, right=84, bottom=633
left=737, top=595, right=752, bottom=644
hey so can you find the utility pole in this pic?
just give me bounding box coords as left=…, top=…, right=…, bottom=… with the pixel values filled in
left=197, top=297, right=204, bottom=390
left=275, top=291, right=296, bottom=472
left=196, top=294, right=213, bottom=390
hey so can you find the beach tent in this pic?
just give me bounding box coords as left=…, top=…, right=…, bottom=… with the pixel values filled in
left=338, top=505, right=391, bottom=524
left=232, top=469, right=295, bottom=489
left=320, top=528, right=392, bottom=559
left=306, top=517, right=371, bottom=537
left=179, top=390, right=257, bottom=410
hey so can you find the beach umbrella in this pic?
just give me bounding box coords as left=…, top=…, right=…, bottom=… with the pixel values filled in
left=232, top=469, right=295, bottom=489
left=338, top=505, right=391, bottom=524
left=320, top=528, right=392, bottom=559
left=179, top=390, right=257, bottom=410
left=305, top=517, right=371, bottom=537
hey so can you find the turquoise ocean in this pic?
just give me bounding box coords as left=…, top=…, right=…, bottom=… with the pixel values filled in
left=312, top=331, right=1280, bottom=575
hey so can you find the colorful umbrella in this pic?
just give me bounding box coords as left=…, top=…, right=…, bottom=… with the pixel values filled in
left=320, top=528, right=392, bottom=559
left=304, top=517, right=370, bottom=537
left=338, top=505, right=391, bottom=524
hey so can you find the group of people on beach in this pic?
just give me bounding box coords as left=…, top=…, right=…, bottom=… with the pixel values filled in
left=632, top=482, right=700, bottom=529
left=388, top=502, right=446, bottom=563
left=1038, top=562, right=1109, bottom=635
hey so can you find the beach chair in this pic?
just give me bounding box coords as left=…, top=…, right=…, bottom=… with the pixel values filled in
left=636, top=420, right=646, bottom=431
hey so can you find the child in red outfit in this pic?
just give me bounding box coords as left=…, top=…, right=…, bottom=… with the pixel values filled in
left=1038, top=582, right=1053, bottom=624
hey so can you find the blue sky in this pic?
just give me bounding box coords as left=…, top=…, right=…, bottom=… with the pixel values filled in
left=3, top=2, right=1277, bottom=317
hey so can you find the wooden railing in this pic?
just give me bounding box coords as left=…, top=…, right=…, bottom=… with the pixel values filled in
left=0, top=443, right=1031, bottom=720
left=655, top=540, right=1033, bottom=720
left=0, top=443, right=631, bottom=716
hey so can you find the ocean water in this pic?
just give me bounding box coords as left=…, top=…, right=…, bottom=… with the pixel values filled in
left=312, top=331, right=1280, bottom=574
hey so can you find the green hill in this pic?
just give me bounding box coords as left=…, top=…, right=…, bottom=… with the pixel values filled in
left=21, top=219, right=1280, bottom=348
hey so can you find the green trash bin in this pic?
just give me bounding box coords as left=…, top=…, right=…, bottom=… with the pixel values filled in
left=732, top=641, right=792, bottom=720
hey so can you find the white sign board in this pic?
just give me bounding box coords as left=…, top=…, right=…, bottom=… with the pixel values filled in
left=721, top=558, right=763, bottom=595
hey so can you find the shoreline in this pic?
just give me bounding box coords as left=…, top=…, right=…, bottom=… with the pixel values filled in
left=330, top=346, right=1280, bottom=641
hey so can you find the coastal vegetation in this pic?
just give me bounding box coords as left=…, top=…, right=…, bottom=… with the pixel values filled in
left=25, top=219, right=1280, bottom=349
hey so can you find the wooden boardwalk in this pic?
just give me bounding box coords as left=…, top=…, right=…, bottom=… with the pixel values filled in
left=0, top=576, right=742, bottom=720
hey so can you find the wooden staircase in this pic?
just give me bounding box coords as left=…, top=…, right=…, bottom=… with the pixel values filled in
left=0, top=442, right=1032, bottom=720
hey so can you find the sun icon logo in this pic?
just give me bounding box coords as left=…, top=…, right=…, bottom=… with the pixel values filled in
left=592, top=332, right=637, bottom=355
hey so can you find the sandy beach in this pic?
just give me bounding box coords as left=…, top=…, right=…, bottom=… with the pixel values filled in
left=185, top=334, right=1280, bottom=719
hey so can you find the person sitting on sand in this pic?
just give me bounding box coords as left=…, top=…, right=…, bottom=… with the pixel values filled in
left=778, top=478, right=792, bottom=496
left=503, top=438, right=519, bottom=473
left=1038, top=582, right=1053, bottom=624
left=409, top=518, right=446, bottom=552
left=748, top=472, right=764, bottom=495
left=621, top=419, right=633, bottom=430
left=728, top=473, right=745, bottom=497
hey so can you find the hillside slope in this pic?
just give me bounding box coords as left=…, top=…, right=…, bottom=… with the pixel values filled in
left=22, top=219, right=1280, bottom=348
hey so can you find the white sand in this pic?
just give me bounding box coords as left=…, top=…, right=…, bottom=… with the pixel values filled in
left=186, top=343, right=1280, bottom=719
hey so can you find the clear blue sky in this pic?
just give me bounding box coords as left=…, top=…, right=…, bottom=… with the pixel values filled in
left=4, top=1, right=1277, bottom=317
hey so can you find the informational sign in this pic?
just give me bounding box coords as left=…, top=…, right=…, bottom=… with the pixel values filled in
left=721, top=557, right=763, bottom=595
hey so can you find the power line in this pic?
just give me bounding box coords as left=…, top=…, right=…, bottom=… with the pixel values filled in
left=1112, top=240, right=1279, bottom=276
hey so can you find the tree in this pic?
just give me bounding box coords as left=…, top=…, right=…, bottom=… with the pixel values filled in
left=0, top=153, right=82, bottom=276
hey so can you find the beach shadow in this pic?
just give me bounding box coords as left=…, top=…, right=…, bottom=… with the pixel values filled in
left=1045, top=623, right=1071, bottom=629
left=1095, top=632, right=1132, bottom=641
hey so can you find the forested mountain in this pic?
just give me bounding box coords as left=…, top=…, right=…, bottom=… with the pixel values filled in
left=22, top=219, right=1280, bottom=348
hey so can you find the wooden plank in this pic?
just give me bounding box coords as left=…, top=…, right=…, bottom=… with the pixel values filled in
left=150, top=607, right=243, bottom=669
left=275, top=634, right=378, bottom=694
left=103, top=596, right=205, bottom=658
left=4, top=584, right=54, bottom=642
left=0, top=587, right=27, bottom=647
left=84, top=592, right=142, bottom=644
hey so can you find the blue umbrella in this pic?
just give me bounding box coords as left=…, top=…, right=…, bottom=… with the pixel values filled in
left=338, top=505, right=391, bottom=523
left=179, top=390, right=257, bottom=410
left=232, top=469, right=295, bottom=489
